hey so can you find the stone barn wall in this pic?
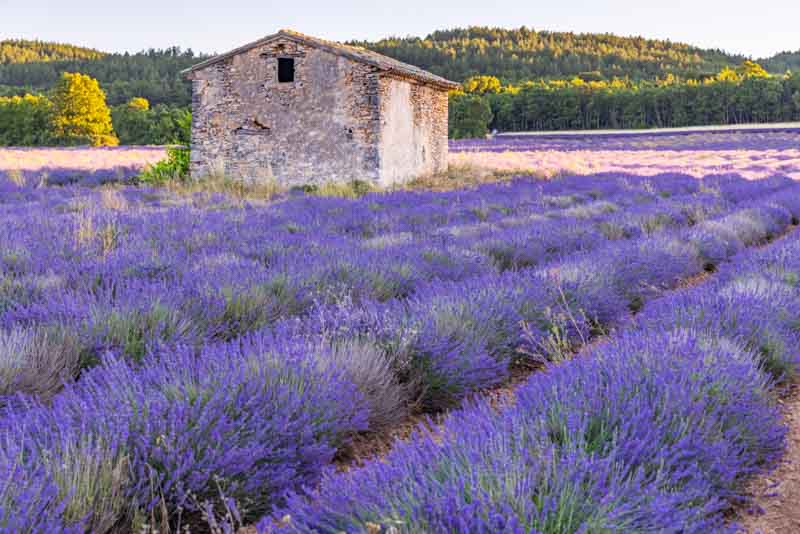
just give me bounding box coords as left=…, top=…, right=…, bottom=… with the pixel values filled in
left=188, top=38, right=383, bottom=185
left=378, top=76, right=449, bottom=185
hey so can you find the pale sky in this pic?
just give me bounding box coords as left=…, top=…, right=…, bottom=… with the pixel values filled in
left=1, top=0, right=798, bottom=59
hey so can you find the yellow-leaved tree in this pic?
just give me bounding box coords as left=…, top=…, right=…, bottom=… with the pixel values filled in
left=737, top=60, right=770, bottom=79
left=127, top=97, right=150, bottom=111
left=50, top=72, right=119, bottom=146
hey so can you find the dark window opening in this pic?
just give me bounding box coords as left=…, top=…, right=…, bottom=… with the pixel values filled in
left=278, top=58, right=295, bottom=83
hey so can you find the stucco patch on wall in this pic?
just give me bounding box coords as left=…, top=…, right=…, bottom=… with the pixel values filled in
left=379, top=79, right=416, bottom=185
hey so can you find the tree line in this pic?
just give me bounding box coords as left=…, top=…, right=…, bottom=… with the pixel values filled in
left=449, top=62, right=800, bottom=138
left=5, top=63, right=799, bottom=146
left=0, top=72, right=189, bottom=147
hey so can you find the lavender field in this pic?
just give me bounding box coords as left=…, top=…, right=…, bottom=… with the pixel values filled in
left=452, top=128, right=800, bottom=181
left=2, top=127, right=800, bottom=189
left=1, top=131, right=799, bottom=532
left=0, top=146, right=166, bottom=186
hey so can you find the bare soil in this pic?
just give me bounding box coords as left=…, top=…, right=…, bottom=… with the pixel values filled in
left=737, top=382, right=800, bottom=534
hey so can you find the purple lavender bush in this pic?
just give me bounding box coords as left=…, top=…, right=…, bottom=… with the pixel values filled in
left=0, top=330, right=369, bottom=526
left=0, top=408, right=130, bottom=532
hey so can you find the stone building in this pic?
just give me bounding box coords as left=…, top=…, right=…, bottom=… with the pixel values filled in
left=182, top=29, right=460, bottom=186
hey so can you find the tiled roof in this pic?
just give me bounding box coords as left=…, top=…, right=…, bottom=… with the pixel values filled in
left=182, top=29, right=461, bottom=90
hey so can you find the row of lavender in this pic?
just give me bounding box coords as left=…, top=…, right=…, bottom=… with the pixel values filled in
left=264, top=202, right=800, bottom=533
left=0, top=174, right=799, bottom=529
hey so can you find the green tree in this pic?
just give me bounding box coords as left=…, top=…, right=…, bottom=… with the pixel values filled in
left=111, top=97, right=190, bottom=145
left=449, top=93, right=493, bottom=139
left=50, top=72, right=118, bottom=146
left=446, top=61, right=800, bottom=135
left=0, top=94, right=52, bottom=145
left=111, top=97, right=153, bottom=144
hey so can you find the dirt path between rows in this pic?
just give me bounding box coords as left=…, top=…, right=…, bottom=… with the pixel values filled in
left=738, top=381, right=800, bottom=533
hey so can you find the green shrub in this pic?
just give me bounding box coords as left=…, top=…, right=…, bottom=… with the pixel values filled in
left=137, top=146, right=190, bottom=185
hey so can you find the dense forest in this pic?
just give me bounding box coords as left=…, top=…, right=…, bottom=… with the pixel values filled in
left=351, top=27, right=753, bottom=82
left=762, top=51, right=800, bottom=73
left=3, top=28, right=795, bottom=108
left=449, top=64, right=800, bottom=137
left=0, top=29, right=799, bottom=143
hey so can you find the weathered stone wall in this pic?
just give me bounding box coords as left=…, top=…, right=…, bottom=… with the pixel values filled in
left=188, top=38, right=382, bottom=185
left=378, top=76, right=449, bottom=185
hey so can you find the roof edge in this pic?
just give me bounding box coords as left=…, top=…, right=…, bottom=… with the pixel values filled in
left=181, top=31, right=284, bottom=75
left=181, top=29, right=461, bottom=90
left=380, top=68, right=461, bottom=90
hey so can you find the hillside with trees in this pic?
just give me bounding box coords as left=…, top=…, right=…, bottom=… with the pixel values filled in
left=351, top=27, right=751, bottom=83
left=0, top=28, right=765, bottom=108
left=0, top=30, right=798, bottom=142
left=0, top=46, right=203, bottom=106
left=762, top=50, right=800, bottom=73
left=0, top=39, right=104, bottom=64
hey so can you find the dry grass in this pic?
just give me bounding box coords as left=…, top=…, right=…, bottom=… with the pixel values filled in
left=403, top=162, right=546, bottom=191
left=305, top=180, right=376, bottom=198
left=165, top=173, right=285, bottom=202
left=162, top=167, right=509, bottom=200
left=75, top=210, right=96, bottom=248
left=6, top=169, right=25, bottom=187
left=152, top=161, right=536, bottom=204
left=99, top=186, right=129, bottom=211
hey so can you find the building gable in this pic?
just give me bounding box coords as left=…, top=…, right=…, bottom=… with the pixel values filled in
left=183, top=29, right=460, bottom=91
